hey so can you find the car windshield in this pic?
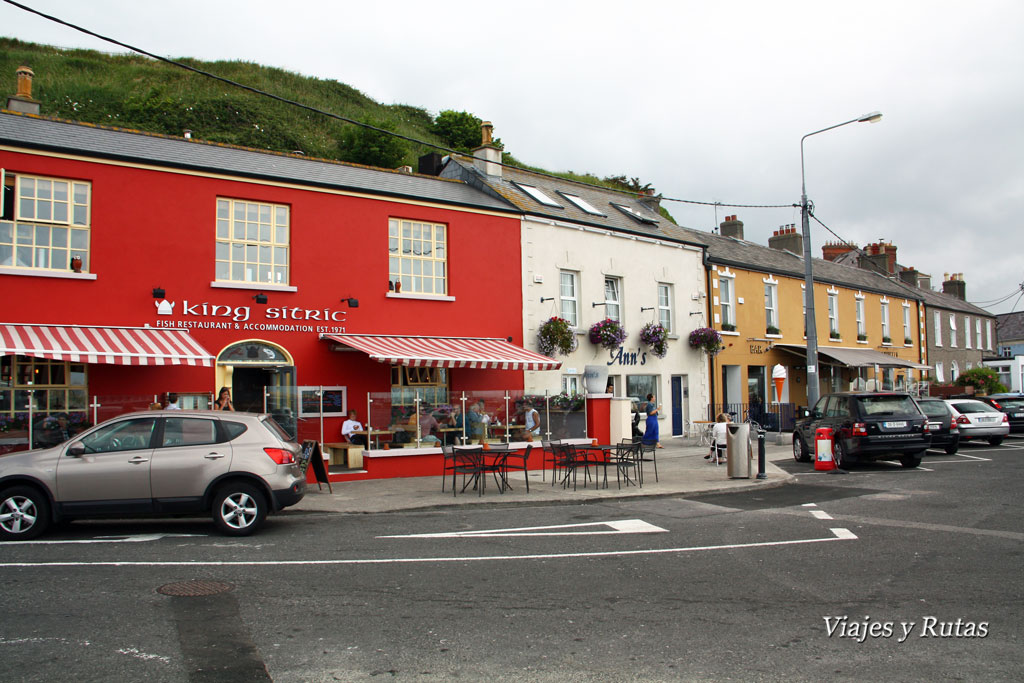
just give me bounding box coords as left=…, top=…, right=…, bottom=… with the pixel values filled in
left=918, top=401, right=949, bottom=418
left=992, top=398, right=1024, bottom=410
left=857, top=395, right=919, bottom=416
left=950, top=400, right=999, bottom=414
left=260, top=415, right=295, bottom=443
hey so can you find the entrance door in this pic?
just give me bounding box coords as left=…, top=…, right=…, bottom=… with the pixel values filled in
left=670, top=375, right=689, bottom=436
left=232, top=366, right=272, bottom=413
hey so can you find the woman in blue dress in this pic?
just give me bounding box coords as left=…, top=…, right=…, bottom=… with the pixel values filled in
left=642, top=393, right=663, bottom=448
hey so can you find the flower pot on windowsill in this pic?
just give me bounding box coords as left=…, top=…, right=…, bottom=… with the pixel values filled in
left=70, top=255, right=82, bottom=273
left=721, top=323, right=736, bottom=332
left=766, top=326, right=780, bottom=336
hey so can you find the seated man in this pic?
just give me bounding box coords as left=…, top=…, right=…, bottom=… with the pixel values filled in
left=341, top=409, right=367, bottom=446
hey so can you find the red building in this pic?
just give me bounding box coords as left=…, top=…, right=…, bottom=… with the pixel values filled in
left=0, top=111, right=560, bottom=474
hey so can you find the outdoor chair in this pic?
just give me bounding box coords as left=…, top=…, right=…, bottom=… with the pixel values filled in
left=638, top=440, right=659, bottom=484
left=500, top=444, right=532, bottom=493
left=608, top=440, right=641, bottom=489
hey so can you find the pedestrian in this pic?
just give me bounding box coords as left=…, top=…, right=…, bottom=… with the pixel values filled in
left=214, top=387, right=234, bottom=411
left=643, top=393, right=663, bottom=448
left=166, top=393, right=181, bottom=410
left=707, top=412, right=731, bottom=463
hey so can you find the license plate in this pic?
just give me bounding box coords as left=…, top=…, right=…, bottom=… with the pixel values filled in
left=883, top=421, right=907, bottom=428
left=1014, top=413, right=1024, bottom=418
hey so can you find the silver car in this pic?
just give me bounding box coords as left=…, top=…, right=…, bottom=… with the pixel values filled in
left=944, top=399, right=1010, bottom=446
left=0, top=410, right=306, bottom=540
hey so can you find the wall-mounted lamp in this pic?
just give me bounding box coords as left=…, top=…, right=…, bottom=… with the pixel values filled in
left=689, top=311, right=704, bottom=316
left=592, top=301, right=608, bottom=308
left=152, top=287, right=165, bottom=299
left=506, top=336, right=513, bottom=343
left=640, top=306, right=655, bottom=312
left=540, top=297, right=555, bottom=303
left=341, top=297, right=359, bottom=308
left=253, top=293, right=268, bottom=305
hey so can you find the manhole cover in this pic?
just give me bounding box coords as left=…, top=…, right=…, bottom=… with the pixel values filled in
left=157, top=580, right=233, bottom=597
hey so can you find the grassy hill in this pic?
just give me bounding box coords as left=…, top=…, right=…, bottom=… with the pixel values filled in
left=0, top=37, right=674, bottom=220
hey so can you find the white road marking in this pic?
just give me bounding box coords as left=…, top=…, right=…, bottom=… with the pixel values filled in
left=378, top=519, right=668, bottom=538
left=0, top=533, right=204, bottom=546
left=917, top=467, right=934, bottom=471
left=0, top=529, right=857, bottom=568
left=810, top=510, right=833, bottom=520
left=801, top=503, right=817, bottom=507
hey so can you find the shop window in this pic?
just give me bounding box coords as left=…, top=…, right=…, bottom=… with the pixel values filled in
left=626, top=375, right=658, bottom=405
left=391, top=366, right=448, bottom=407
left=215, top=198, right=290, bottom=285
left=658, top=283, right=673, bottom=333
left=1, top=173, right=91, bottom=273
left=388, top=218, right=447, bottom=295
left=0, top=355, right=88, bottom=438
left=559, top=270, right=578, bottom=327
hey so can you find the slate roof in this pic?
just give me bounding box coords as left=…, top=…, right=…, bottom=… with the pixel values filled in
left=996, top=312, right=1024, bottom=342
left=0, top=111, right=516, bottom=213
left=910, top=285, right=994, bottom=317
left=441, top=157, right=703, bottom=248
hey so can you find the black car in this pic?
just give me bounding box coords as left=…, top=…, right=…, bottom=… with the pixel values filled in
left=793, top=392, right=931, bottom=469
left=915, top=397, right=960, bottom=454
left=975, top=393, right=1024, bottom=433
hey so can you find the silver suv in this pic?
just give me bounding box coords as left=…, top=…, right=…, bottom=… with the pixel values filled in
left=0, top=410, right=306, bottom=540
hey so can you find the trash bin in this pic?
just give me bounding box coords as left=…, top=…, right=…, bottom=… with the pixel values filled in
left=726, top=422, right=751, bottom=478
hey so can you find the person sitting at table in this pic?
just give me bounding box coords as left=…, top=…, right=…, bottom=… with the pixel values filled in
left=523, top=403, right=541, bottom=439
left=419, top=410, right=440, bottom=440
left=341, top=409, right=367, bottom=446
left=465, top=401, right=484, bottom=440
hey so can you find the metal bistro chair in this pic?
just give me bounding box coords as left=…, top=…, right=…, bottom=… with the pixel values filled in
left=638, top=440, right=659, bottom=484
left=442, top=444, right=480, bottom=496
left=500, top=444, right=532, bottom=493
left=608, top=440, right=642, bottom=489
left=541, top=440, right=559, bottom=483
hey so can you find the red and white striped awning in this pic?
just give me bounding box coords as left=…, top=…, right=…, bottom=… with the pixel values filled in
left=0, top=324, right=215, bottom=366
left=321, top=333, right=561, bottom=370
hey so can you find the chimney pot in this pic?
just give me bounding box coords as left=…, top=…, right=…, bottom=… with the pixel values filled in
left=481, top=121, right=494, bottom=145
left=183, top=129, right=192, bottom=139
left=7, top=65, right=41, bottom=115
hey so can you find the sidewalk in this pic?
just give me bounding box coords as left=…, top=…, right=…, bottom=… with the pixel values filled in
left=293, top=438, right=796, bottom=514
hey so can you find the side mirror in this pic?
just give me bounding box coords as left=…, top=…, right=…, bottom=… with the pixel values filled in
left=67, top=442, right=85, bottom=457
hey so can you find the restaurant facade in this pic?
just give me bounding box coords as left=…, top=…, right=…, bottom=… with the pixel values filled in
left=0, top=110, right=567, bottom=472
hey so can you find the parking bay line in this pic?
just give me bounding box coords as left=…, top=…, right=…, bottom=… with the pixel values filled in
left=0, top=528, right=858, bottom=568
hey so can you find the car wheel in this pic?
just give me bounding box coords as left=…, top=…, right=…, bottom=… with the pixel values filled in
left=793, top=434, right=811, bottom=463
left=0, top=486, right=50, bottom=541
left=212, top=483, right=267, bottom=536
left=832, top=440, right=848, bottom=469
left=900, top=452, right=922, bottom=468
left=988, top=436, right=1004, bottom=446
left=944, top=443, right=959, bottom=455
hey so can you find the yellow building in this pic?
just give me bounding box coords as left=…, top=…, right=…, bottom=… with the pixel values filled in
left=683, top=218, right=927, bottom=430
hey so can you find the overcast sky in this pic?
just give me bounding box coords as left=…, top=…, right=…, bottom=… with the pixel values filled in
left=4, top=0, right=1022, bottom=313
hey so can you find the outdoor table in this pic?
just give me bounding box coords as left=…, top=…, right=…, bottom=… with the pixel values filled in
left=452, top=445, right=509, bottom=495
left=352, top=429, right=394, bottom=449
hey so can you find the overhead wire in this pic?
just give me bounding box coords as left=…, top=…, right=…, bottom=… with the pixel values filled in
left=2, top=0, right=794, bottom=210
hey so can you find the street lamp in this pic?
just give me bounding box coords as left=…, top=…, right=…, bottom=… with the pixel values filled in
left=800, top=111, right=882, bottom=407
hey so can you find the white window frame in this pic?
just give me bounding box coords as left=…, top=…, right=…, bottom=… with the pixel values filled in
left=935, top=362, right=945, bottom=383
left=855, top=296, right=866, bottom=338
left=604, top=276, right=622, bottom=321
left=949, top=313, right=957, bottom=348
left=976, top=318, right=983, bottom=351
left=387, top=217, right=447, bottom=296
left=719, top=274, right=735, bottom=327
left=562, top=375, right=581, bottom=395
left=2, top=172, right=91, bottom=273
left=216, top=198, right=290, bottom=285
left=950, top=360, right=960, bottom=381
left=657, top=283, right=673, bottom=334
left=903, top=303, right=912, bottom=344
left=764, top=281, right=779, bottom=331
left=881, top=301, right=891, bottom=341
left=559, top=270, right=579, bottom=328
left=827, top=292, right=839, bottom=336
left=934, top=310, right=942, bottom=347
left=986, top=320, right=993, bottom=350
left=965, top=315, right=972, bottom=349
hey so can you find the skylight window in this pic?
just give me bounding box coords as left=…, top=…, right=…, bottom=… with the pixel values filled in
left=611, top=203, right=659, bottom=225
left=558, top=192, right=606, bottom=216
left=512, top=182, right=562, bottom=208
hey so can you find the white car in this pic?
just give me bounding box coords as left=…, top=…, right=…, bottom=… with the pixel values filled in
left=944, top=399, right=1010, bottom=446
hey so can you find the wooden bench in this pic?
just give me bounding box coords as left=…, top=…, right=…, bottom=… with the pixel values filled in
left=323, top=442, right=364, bottom=468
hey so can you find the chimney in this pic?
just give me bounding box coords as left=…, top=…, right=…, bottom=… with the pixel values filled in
left=822, top=241, right=855, bottom=261
left=768, top=224, right=803, bottom=255
left=942, top=272, right=967, bottom=300
left=418, top=152, right=445, bottom=176
left=857, top=241, right=897, bottom=276
left=6, top=66, right=40, bottom=115
left=472, top=120, right=502, bottom=177
left=719, top=215, right=744, bottom=240
left=898, top=266, right=920, bottom=288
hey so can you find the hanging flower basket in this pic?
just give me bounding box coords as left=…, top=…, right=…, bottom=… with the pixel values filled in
left=639, top=322, right=669, bottom=358
left=589, top=318, right=627, bottom=350
left=689, top=327, right=724, bottom=355
left=537, top=316, right=578, bottom=357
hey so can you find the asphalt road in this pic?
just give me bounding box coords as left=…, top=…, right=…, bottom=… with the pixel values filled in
left=1, top=437, right=1021, bottom=682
